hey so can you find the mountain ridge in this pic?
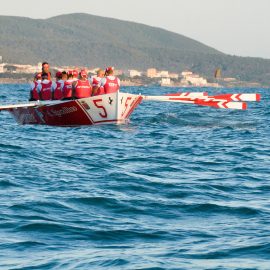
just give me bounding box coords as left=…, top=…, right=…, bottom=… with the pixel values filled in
left=0, top=13, right=270, bottom=84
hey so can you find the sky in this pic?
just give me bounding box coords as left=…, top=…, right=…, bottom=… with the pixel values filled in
left=1, top=0, right=270, bottom=59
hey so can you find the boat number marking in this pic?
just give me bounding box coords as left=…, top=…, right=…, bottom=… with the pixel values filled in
left=93, top=99, right=108, bottom=118
left=122, top=97, right=132, bottom=117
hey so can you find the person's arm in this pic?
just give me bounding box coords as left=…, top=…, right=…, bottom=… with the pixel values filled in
left=51, top=82, right=56, bottom=100
left=88, top=77, right=93, bottom=86
left=29, top=82, right=34, bottom=100
left=37, top=83, right=42, bottom=100
left=92, top=78, right=106, bottom=96
left=92, top=85, right=99, bottom=96
left=72, top=81, right=77, bottom=99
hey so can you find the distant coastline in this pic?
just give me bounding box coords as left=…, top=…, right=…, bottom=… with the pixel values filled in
left=1, top=13, right=270, bottom=86
left=0, top=77, right=263, bottom=88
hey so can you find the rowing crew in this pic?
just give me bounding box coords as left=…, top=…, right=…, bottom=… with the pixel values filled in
left=29, top=65, right=120, bottom=101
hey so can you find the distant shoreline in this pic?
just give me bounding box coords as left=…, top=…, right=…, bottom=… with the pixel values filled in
left=0, top=76, right=266, bottom=89
left=0, top=80, right=267, bottom=89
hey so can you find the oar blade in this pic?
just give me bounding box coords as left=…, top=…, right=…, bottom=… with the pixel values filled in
left=195, top=99, right=247, bottom=110
left=208, top=93, right=260, bottom=102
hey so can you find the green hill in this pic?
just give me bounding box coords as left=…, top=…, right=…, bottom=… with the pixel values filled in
left=0, top=13, right=270, bottom=84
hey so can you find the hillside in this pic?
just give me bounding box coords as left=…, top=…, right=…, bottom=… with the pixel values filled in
left=0, top=13, right=270, bottom=84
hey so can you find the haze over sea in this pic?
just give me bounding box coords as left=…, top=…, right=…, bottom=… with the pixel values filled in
left=0, top=84, right=270, bottom=270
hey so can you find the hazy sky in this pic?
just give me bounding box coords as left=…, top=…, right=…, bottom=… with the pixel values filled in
left=1, top=0, right=270, bottom=59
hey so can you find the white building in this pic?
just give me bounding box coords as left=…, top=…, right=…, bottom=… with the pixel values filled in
left=181, top=71, right=208, bottom=86
left=129, top=70, right=142, bottom=78
left=5, top=64, right=40, bottom=74
left=147, top=68, right=157, bottom=78
left=169, top=73, right=179, bottom=79
left=185, top=75, right=207, bottom=86
left=160, top=78, right=171, bottom=86
left=157, top=70, right=169, bottom=78
left=182, top=71, right=193, bottom=77
left=0, top=63, right=5, bottom=73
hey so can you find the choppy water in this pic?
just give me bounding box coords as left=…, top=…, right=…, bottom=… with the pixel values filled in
left=0, top=84, right=270, bottom=270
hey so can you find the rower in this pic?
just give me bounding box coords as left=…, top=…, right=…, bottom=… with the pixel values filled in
left=90, top=69, right=105, bottom=96
left=42, top=62, right=52, bottom=81
left=38, top=73, right=53, bottom=100
left=72, top=70, right=79, bottom=82
left=94, top=67, right=120, bottom=95
left=57, top=71, right=67, bottom=91
left=61, top=71, right=68, bottom=84
left=62, top=70, right=74, bottom=100
left=52, top=71, right=63, bottom=100
left=29, top=73, right=42, bottom=101
left=72, top=70, right=92, bottom=99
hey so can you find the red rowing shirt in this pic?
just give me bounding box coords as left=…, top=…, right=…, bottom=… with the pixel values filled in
left=99, top=76, right=120, bottom=94
left=39, top=80, right=52, bottom=100
left=62, top=80, right=73, bottom=99
left=53, top=81, right=63, bottom=100
left=30, top=81, right=40, bottom=100
left=74, top=80, right=92, bottom=99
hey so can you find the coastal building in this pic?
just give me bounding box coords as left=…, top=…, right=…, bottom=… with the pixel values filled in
left=85, top=68, right=99, bottom=74
left=147, top=68, right=157, bottom=78
left=114, top=69, right=123, bottom=76
left=3, top=64, right=40, bottom=74
left=181, top=71, right=208, bottom=86
left=182, top=71, right=193, bottom=77
left=0, top=63, right=5, bottom=73
left=129, top=70, right=142, bottom=78
left=169, top=73, right=179, bottom=79
left=223, top=77, right=237, bottom=82
left=160, top=78, right=171, bottom=86
left=157, top=70, right=169, bottom=78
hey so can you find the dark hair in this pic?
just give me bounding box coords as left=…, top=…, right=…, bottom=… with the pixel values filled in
left=107, top=69, right=113, bottom=75
left=41, top=73, right=48, bottom=79
left=42, top=62, right=49, bottom=66
left=62, top=71, right=67, bottom=75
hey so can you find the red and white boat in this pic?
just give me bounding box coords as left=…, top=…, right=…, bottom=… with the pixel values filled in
left=0, top=91, right=261, bottom=126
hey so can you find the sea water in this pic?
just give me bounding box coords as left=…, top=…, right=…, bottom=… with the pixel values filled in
left=0, top=85, right=270, bottom=269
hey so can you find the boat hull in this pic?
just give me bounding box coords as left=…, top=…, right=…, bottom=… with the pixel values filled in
left=8, top=92, right=143, bottom=126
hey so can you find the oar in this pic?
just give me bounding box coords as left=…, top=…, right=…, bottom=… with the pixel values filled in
left=143, top=95, right=194, bottom=103
left=142, top=95, right=247, bottom=110
left=0, top=102, right=40, bottom=111
left=166, top=92, right=260, bottom=102
left=194, top=99, right=247, bottom=110
left=165, top=92, right=208, bottom=98
left=0, top=100, right=64, bottom=111
left=206, top=93, right=260, bottom=102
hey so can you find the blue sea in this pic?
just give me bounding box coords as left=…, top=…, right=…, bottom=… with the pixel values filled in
left=0, top=84, right=270, bottom=270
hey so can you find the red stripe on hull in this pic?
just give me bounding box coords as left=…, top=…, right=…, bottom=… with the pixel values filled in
left=93, top=119, right=128, bottom=124
left=125, top=96, right=143, bottom=119
left=9, top=100, right=93, bottom=126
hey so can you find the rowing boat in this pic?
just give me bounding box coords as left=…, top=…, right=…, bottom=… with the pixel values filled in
left=0, top=91, right=261, bottom=126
